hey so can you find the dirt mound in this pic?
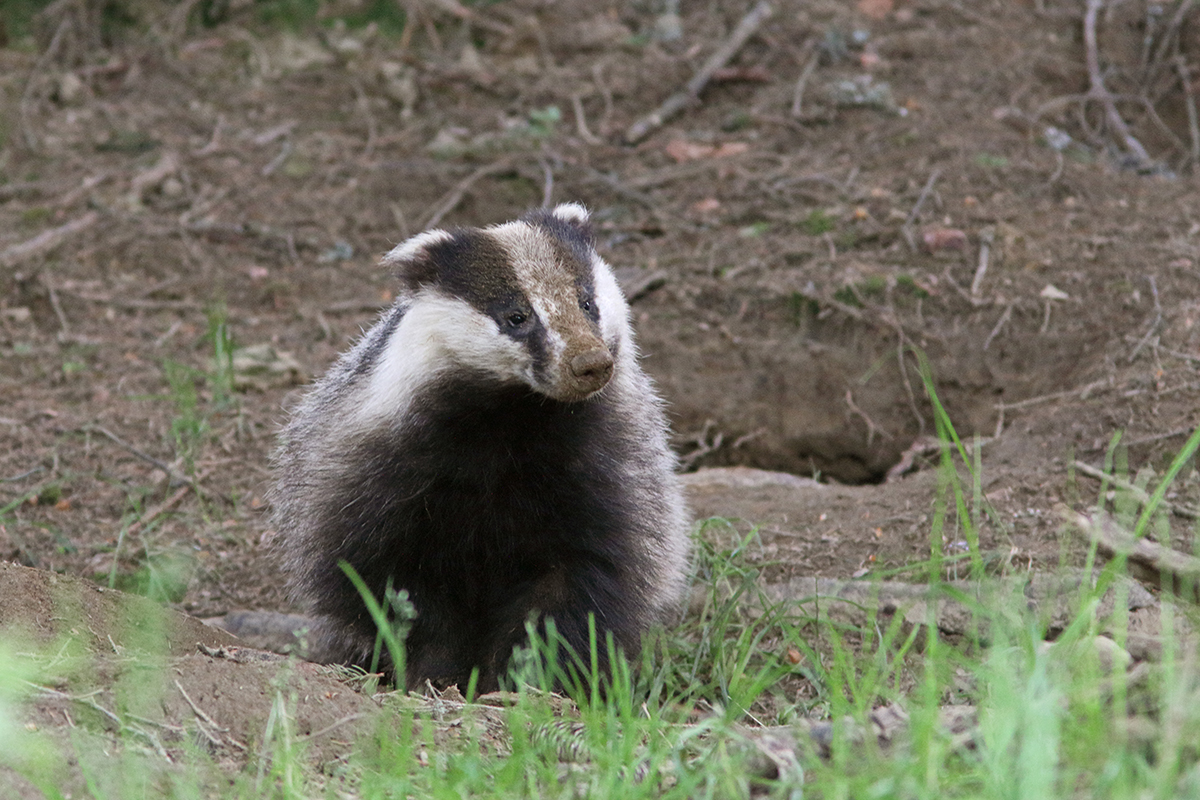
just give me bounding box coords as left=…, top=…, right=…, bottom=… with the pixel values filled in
left=0, top=562, right=382, bottom=795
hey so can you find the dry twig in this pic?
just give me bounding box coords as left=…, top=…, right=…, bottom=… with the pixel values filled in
left=84, top=425, right=203, bottom=495
left=790, top=39, right=820, bottom=119
left=982, top=302, right=1014, bottom=352
left=570, top=95, right=603, bottom=145
left=1071, top=460, right=1200, bottom=521
left=845, top=390, right=891, bottom=447
left=971, top=227, right=994, bottom=298
left=1082, top=0, right=1154, bottom=169
left=175, top=679, right=248, bottom=751
left=1175, top=57, right=1200, bottom=167
left=624, top=1, right=773, bottom=144
left=18, top=16, right=71, bottom=151
left=1127, top=275, right=1163, bottom=363
left=901, top=169, right=940, bottom=252
left=421, top=159, right=514, bottom=230
left=0, top=212, right=100, bottom=268
left=1060, top=504, right=1200, bottom=601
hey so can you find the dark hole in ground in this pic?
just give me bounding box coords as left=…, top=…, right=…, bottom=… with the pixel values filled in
left=631, top=283, right=1103, bottom=485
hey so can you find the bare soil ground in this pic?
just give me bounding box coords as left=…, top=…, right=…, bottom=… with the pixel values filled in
left=2, top=0, right=1200, bottom=781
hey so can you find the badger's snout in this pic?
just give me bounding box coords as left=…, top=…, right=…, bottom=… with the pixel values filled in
left=569, top=347, right=614, bottom=395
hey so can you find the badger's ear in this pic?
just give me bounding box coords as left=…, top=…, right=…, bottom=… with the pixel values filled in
left=519, top=202, right=594, bottom=247
left=550, top=202, right=590, bottom=227
left=381, top=229, right=455, bottom=287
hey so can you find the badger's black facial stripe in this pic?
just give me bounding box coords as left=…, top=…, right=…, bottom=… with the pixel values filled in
left=399, top=228, right=530, bottom=321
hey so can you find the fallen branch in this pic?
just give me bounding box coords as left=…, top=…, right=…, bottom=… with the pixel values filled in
left=759, top=570, right=1156, bottom=641
left=424, top=0, right=513, bottom=37
left=1071, top=460, right=1200, bottom=521
left=624, top=1, right=772, bottom=144
left=84, top=425, right=207, bottom=498
left=0, top=212, right=100, bottom=268
left=1082, top=0, right=1154, bottom=169
left=124, top=482, right=194, bottom=539
left=993, top=378, right=1109, bottom=412
left=175, top=679, right=247, bottom=751
left=1060, top=504, right=1200, bottom=601
left=420, top=158, right=514, bottom=230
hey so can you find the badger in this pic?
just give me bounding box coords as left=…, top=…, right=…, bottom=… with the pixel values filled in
left=272, top=203, right=690, bottom=692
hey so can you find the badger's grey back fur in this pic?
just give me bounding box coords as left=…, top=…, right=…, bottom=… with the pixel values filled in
left=272, top=203, right=689, bottom=690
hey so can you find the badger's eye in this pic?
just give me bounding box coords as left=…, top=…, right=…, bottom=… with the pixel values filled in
left=506, top=311, right=527, bottom=327
left=580, top=298, right=593, bottom=312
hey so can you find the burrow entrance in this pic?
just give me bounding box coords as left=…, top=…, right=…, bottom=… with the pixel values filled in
left=632, top=284, right=1103, bottom=485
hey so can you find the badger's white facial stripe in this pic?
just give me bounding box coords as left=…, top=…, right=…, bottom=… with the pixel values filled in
left=381, top=229, right=454, bottom=268
left=588, top=254, right=631, bottom=351
left=353, top=292, right=530, bottom=425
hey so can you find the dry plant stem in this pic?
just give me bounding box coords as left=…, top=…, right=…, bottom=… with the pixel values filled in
left=624, top=0, right=773, bottom=144
left=19, top=16, right=71, bottom=151
left=1128, top=275, right=1162, bottom=363
left=592, top=62, right=615, bottom=136
left=886, top=435, right=941, bottom=481
left=971, top=227, right=993, bottom=297
left=1175, top=57, right=1200, bottom=167
left=47, top=286, right=70, bottom=337
left=1147, top=0, right=1197, bottom=86
left=124, top=483, right=194, bottom=539
left=66, top=292, right=202, bottom=311
left=424, top=0, right=513, bottom=36
left=996, top=378, right=1108, bottom=412
left=902, top=169, right=940, bottom=251
left=790, top=40, right=820, bottom=118
left=983, top=302, right=1014, bottom=352
left=56, top=172, right=109, bottom=209
left=420, top=158, right=514, bottom=230
left=85, top=425, right=201, bottom=495
left=571, top=95, right=603, bottom=145
left=1083, top=0, right=1153, bottom=168
left=27, top=682, right=175, bottom=760
left=1061, top=505, right=1200, bottom=601
left=845, top=390, right=891, bottom=447
left=1071, top=460, right=1200, bottom=521
left=175, top=679, right=248, bottom=751
left=351, top=79, right=378, bottom=160
left=1123, top=426, right=1195, bottom=447
left=1, top=467, right=45, bottom=483
left=0, top=212, right=100, bottom=268
left=299, top=714, right=370, bottom=742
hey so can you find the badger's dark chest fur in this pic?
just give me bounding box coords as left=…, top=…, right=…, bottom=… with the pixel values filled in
left=273, top=204, right=689, bottom=691
left=309, top=376, right=650, bottom=687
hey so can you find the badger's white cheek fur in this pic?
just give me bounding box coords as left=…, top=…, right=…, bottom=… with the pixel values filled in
left=591, top=255, right=632, bottom=347
left=353, top=295, right=531, bottom=425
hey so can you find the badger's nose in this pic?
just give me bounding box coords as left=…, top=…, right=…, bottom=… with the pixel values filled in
left=570, top=348, right=614, bottom=388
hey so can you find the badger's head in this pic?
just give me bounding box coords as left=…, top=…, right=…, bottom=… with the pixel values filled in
left=378, top=203, right=628, bottom=404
